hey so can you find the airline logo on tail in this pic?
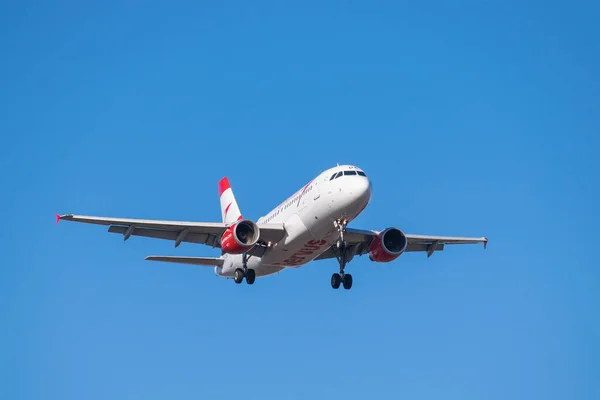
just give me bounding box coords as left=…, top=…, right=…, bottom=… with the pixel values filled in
left=219, top=177, right=243, bottom=224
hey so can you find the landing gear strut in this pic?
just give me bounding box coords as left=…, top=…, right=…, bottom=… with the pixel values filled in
left=234, top=252, right=256, bottom=285
left=331, top=219, right=353, bottom=290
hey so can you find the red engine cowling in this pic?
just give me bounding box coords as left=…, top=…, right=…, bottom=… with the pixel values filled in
left=221, top=220, right=260, bottom=254
left=369, top=228, right=408, bottom=262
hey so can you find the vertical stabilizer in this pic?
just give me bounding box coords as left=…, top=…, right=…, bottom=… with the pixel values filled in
left=218, top=177, right=243, bottom=223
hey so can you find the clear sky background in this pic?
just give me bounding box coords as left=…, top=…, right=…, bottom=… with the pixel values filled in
left=1, top=1, right=599, bottom=399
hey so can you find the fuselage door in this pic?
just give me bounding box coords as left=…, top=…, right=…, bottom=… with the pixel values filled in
left=313, top=179, right=320, bottom=200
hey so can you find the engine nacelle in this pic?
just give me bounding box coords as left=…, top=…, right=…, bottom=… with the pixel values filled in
left=221, top=220, right=260, bottom=254
left=369, top=228, right=408, bottom=263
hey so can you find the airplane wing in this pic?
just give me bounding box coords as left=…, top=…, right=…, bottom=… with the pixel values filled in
left=145, top=256, right=225, bottom=266
left=315, top=227, right=487, bottom=262
left=56, top=214, right=285, bottom=255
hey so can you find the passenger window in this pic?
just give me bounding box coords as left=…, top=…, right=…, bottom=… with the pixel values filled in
left=344, top=170, right=357, bottom=176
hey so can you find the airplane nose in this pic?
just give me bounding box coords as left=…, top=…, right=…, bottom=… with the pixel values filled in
left=344, top=176, right=371, bottom=206
left=340, top=176, right=371, bottom=218
left=327, top=173, right=372, bottom=221
left=355, top=177, right=372, bottom=204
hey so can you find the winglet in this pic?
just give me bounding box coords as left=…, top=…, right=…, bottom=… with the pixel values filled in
left=55, top=213, right=61, bottom=225
left=483, top=237, right=488, bottom=249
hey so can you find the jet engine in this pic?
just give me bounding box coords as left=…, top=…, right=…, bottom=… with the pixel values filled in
left=368, top=228, right=408, bottom=262
left=221, top=220, right=260, bottom=254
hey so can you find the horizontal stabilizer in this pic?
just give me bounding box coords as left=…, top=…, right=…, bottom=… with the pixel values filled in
left=145, top=256, right=224, bottom=267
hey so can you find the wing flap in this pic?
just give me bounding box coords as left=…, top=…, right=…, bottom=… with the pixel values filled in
left=406, top=243, right=445, bottom=252
left=145, top=256, right=224, bottom=266
left=108, top=226, right=220, bottom=247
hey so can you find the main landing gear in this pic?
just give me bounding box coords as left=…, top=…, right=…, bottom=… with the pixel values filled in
left=234, top=253, right=256, bottom=285
left=331, top=219, right=353, bottom=290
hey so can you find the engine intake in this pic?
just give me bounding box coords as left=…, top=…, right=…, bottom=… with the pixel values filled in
left=369, top=228, right=408, bottom=263
left=221, top=220, right=260, bottom=254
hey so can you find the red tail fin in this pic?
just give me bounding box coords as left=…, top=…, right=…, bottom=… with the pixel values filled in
left=219, top=177, right=242, bottom=223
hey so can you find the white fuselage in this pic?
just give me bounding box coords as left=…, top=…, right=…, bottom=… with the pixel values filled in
left=215, top=165, right=372, bottom=278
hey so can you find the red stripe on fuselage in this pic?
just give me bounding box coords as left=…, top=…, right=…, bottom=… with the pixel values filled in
left=296, top=180, right=313, bottom=206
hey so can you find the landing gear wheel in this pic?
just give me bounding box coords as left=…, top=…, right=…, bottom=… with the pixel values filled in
left=246, top=269, right=256, bottom=285
left=233, top=268, right=244, bottom=284
left=331, top=273, right=341, bottom=289
left=342, top=273, right=353, bottom=290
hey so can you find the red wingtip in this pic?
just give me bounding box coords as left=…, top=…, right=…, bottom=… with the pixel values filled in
left=218, top=177, right=231, bottom=197
left=483, top=237, right=488, bottom=249
left=55, top=213, right=61, bottom=225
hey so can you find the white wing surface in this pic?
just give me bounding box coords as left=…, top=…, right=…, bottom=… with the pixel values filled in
left=145, top=256, right=225, bottom=266
left=315, top=227, right=487, bottom=261
left=57, top=213, right=285, bottom=253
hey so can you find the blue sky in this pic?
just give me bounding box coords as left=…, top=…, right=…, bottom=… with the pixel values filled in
left=1, top=1, right=599, bottom=399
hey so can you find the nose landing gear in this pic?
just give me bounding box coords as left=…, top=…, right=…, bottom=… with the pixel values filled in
left=331, top=219, right=353, bottom=290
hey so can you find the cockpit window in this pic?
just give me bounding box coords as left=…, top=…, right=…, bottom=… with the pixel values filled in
left=331, top=170, right=366, bottom=179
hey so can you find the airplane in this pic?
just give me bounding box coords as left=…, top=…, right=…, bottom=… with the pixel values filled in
left=56, top=164, right=487, bottom=290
